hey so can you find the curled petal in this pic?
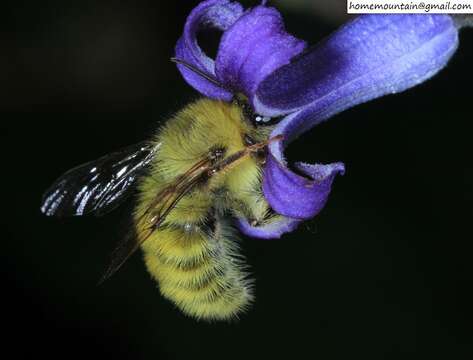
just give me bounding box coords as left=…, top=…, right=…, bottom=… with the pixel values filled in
left=254, top=14, right=459, bottom=116
left=215, top=5, right=306, bottom=105
left=235, top=216, right=302, bottom=239
left=175, top=0, right=244, bottom=100
left=263, top=147, right=345, bottom=219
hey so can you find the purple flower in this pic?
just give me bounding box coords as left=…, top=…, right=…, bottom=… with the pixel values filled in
left=175, top=0, right=467, bottom=239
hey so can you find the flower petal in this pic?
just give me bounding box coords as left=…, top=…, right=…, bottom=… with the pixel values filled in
left=254, top=14, right=459, bottom=116
left=175, top=0, right=244, bottom=100
left=215, top=5, right=306, bottom=105
left=263, top=144, right=345, bottom=219
left=235, top=215, right=302, bottom=239
left=259, top=15, right=458, bottom=219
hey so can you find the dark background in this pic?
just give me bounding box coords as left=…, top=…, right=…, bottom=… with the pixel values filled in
left=2, top=1, right=472, bottom=359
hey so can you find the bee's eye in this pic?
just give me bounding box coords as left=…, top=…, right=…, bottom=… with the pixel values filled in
left=241, top=103, right=276, bottom=127
left=254, top=115, right=272, bottom=124
left=234, top=95, right=280, bottom=127
left=251, top=112, right=279, bottom=127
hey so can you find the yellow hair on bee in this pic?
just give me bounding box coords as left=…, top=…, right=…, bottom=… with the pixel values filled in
left=135, top=98, right=271, bottom=321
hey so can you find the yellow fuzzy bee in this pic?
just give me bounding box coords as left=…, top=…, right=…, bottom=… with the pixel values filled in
left=41, top=85, right=283, bottom=320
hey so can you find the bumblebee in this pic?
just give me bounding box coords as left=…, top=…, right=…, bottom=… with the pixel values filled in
left=41, top=63, right=283, bottom=320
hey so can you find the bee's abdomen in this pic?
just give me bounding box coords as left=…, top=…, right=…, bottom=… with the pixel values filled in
left=140, top=220, right=253, bottom=321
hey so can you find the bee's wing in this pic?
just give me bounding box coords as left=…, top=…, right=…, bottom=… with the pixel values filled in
left=99, top=158, right=211, bottom=283
left=41, top=141, right=160, bottom=217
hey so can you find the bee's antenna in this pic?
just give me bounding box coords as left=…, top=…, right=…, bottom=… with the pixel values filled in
left=171, top=57, right=228, bottom=90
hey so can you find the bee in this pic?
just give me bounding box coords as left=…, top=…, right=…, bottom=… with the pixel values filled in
left=41, top=59, right=284, bottom=321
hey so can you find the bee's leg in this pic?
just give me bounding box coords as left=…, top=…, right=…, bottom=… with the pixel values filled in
left=227, top=197, right=265, bottom=228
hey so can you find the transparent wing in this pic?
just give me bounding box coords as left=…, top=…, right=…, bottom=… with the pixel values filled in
left=41, top=141, right=160, bottom=217
left=99, top=157, right=212, bottom=283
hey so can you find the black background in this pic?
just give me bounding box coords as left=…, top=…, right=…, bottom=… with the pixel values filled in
left=2, top=1, right=472, bottom=359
